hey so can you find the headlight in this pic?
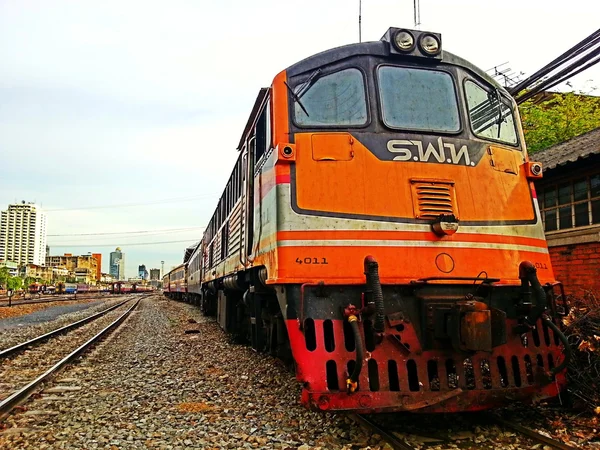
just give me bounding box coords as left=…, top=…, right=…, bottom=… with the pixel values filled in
left=393, top=30, right=415, bottom=52
left=418, top=34, right=441, bottom=55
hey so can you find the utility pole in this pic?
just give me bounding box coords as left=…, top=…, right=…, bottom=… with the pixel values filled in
left=161, top=260, right=164, bottom=277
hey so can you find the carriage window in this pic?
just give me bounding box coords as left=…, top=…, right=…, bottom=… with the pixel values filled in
left=465, top=80, right=518, bottom=145
left=294, top=68, right=367, bottom=126
left=378, top=66, right=460, bottom=132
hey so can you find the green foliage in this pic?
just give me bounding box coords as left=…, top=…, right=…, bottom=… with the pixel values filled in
left=0, top=267, right=9, bottom=288
left=7, top=277, right=22, bottom=290
left=23, top=276, right=37, bottom=287
left=519, top=91, right=600, bottom=153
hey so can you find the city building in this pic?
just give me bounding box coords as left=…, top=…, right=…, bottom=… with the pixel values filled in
left=92, top=253, right=102, bottom=282
left=109, top=247, right=125, bottom=280
left=20, top=264, right=68, bottom=281
left=0, top=260, right=18, bottom=277
left=74, top=267, right=95, bottom=284
left=0, top=201, right=47, bottom=265
left=534, top=127, right=600, bottom=297
left=138, top=264, right=148, bottom=280
left=20, top=264, right=49, bottom=280
left=100, top=273, right=116, bottom=283
left=45, top=253, right=99, bottom=284
left=150, top=268, right=160, bottom=280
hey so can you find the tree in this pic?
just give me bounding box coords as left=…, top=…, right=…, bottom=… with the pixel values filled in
left=23, top=276, right=37, bottom=288
left=519, top=91, right=600, bottom=153
left=7, top=277, right=22, bottom=291
left=0, top=267, right=9, bottom=289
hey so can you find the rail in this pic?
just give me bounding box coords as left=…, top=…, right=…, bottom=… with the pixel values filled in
left=489, top=413, right=578, bottom=450
left=350, top=412, right=579, bottom=450
left=0, top=297, right=143, bottom=420
left=0, top=297, right=134, bottom=359
left=350, top=414, right=416, bottom=450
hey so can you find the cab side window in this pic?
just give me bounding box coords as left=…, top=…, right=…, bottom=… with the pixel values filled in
left=255, top=101, right=271, bottom=163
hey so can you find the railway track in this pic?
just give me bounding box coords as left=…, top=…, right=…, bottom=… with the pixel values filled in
left=351, top=411, right=579, bottom=449
left=0, top=293, right=112, bottom=308
left=0, top=296, right=145, bottom=420
left=0, top=297, right=133, bottom=359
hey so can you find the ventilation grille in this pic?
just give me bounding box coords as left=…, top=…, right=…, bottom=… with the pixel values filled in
left=411, top=179, right=457, bottom=219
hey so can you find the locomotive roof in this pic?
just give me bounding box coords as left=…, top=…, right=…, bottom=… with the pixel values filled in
left=237, top=32, right=510, bottom=152
left=285, top=40, right=507, bottom=95
left=183, top=241, right=200, bottom=264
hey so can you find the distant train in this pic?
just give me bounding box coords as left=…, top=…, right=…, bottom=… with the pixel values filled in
left=163, top=26, right=570, bottom=414
left=27, top=282, right=80, bottom=294
left=26, top=282, right=153, bottom=295
left=161, top=264, right=187, bottom=300
left=110, top=282, right=154, bottom=294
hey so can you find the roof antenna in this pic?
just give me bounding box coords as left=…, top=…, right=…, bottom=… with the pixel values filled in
left=358, top=0, right=362, bottom=43
left=414, top=0, right=421, bottom=29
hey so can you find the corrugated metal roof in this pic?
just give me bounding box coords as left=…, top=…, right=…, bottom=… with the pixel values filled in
left=534, top=127, right=600, bottom=171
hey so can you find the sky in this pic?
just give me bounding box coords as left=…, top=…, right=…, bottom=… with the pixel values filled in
left=1, top=0, right=599, bottom=278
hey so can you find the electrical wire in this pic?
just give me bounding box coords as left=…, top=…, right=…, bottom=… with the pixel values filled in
left=47, top=226, right=204, bottom=237
left=47, top=229, right=204, bottom=244
left=510, top=28, right=600, bottom=104
left=44, top=194, right=218, bottom=212
left=47, top=239, right=198, bottom=248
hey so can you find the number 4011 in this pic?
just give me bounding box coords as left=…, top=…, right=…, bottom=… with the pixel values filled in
left=295, top=257, right=328, bottom=265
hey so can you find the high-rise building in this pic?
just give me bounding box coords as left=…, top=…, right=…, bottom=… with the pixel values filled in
left=0, top=202, right=47, bottom=265
left=138, top=264, right=148, bottom=280
left=109, top=247, right=125, bottom=280
left=150, top=268, right=160, bottom=280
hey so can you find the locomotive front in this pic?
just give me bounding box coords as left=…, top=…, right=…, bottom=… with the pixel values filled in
left=263, top=27, right=569, bottom=413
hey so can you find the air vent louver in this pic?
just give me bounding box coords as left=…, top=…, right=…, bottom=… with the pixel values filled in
left=411, top=179, right=457, bottom=219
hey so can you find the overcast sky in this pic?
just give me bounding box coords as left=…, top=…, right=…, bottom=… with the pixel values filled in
left=1, top=0, right=599, bottom=278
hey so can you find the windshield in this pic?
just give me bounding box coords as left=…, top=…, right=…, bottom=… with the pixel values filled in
left=293, top=68, right=368, bottom=126
left=465, top=80, right=518, bottom=145
left=378, top=66, right=460, bottom=132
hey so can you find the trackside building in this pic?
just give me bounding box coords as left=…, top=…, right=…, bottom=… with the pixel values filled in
left=534, top=127, right=600, bottom=297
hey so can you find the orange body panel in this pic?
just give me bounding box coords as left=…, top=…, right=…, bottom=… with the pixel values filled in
left=294, top=133, right=534, bottom=223
left=262, top=230, right=554, bottom=285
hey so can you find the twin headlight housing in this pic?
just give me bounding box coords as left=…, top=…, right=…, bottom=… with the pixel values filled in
left=382, top=27, right=442, bottom=58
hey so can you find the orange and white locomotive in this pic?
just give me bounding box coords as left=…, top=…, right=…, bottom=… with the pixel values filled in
left=174, top=27, right=569, bottom=413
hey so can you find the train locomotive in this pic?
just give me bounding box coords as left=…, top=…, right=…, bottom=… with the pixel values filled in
left=165, top=27, right=570, bottom=413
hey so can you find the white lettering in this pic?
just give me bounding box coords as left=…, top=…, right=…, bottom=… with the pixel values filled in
left=445, top=143, right=471, bottom=166
left=418, top=137, right=445, bottom=163
left=386, top=138, right=472, bottom=166
left=386, top=139, right=414, bottom=161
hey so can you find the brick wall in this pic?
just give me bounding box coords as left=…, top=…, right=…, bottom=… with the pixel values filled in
left=549, top=242, right=600, bottom=297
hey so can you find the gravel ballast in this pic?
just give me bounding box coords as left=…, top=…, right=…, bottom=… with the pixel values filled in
left=0, top=300, right=107, bottom=331
left=3, top=295, right=594, bottom=449
left=0, top=296, right=132, bottom=351
left=0, top=295, right=385, bottom=450
left=0, top=298, right=139, bottom=403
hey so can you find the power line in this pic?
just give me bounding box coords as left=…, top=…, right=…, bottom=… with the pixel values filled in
left=47, top=226, right=204, bottom=237
left=48, top=239, right=199, bottom=248
left=44, top=194, right=218, bottom=212
left=509, top=28, right=600, bottom=104
left=48, top=229, right=203, bottom=243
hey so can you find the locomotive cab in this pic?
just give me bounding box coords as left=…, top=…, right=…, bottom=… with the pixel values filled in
left=195, top=26, right=567, bottom=414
